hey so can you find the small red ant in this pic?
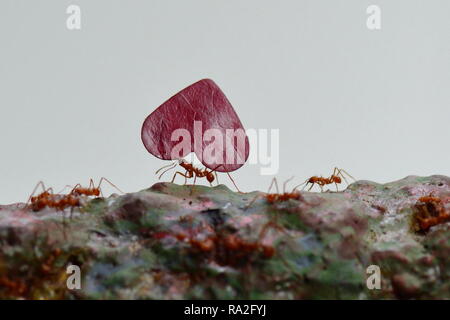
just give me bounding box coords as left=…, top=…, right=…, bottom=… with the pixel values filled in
left=27, top=181, right=57, bottom=211
left=246, top=177, right=302, bottom=210
left=26, top=178, right=123, bottom=212
left=169, top=231, right=275, bottom=266
left=418, top=193, right=442, bottom=204
left=69, top=177, right=124, bottom=197
left=26, top=182, right=80, bottom=212
left=296, top=167, right=355, bottom=192
left=156, top=159, right=241, bottom=193
left=414, top=192, right=450, bottom=232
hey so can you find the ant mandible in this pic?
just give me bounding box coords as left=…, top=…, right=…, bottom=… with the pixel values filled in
left=155, top=159, right=241, bottom=193
left=296, top=167, right=355, bottom=192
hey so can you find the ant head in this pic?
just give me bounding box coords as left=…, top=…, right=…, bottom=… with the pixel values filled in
left=266, top=194, right=276, bottom=203
left=332, top=176, right=342, bottom=183
left=93, top=189, right=101, bottom=196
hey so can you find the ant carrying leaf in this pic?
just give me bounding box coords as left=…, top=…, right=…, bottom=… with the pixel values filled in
left=155, top=159, right=241, bottom=193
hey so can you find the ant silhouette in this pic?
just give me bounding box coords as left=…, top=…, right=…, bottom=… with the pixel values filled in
left=155, top=159, right=241, bottom=193
left=246, top=176, right=302, bottom=210
left=296, top=167, right=355, bottom=192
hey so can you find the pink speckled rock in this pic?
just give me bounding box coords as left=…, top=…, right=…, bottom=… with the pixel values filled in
left=141, top=79, right=249, bottom=172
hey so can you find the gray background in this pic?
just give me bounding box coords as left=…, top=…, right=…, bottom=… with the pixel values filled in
left=1, top=0, right=449, bottom=203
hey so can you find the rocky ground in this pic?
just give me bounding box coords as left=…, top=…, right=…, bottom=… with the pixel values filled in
left=0, top=175, right=449, bottom=299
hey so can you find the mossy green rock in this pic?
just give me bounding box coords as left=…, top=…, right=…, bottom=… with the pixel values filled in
left=0, top=175, right=449, bottom=299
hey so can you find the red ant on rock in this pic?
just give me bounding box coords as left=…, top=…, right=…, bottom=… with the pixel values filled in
left=169, top=230, right=276, bottom=267
left=69, top=177, right=124, bottom=197
left=246, top=177, right=302, bottom=210
left=414, top=192, right=450, bottom=232
left=297, top=167, right=355, bottom=192
left=26, top=181, right=78, bottom=212
left=156, top=159, right=241, bottom=193
left=26, top=178, right=123, bottom=212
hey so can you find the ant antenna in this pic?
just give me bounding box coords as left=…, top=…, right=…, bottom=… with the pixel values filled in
left=292, top=179, right=308, bottom=192
left=26, top=181, right=54, bottom=205
left=267, top=178, right=280, bottom=194
left=283, top=176, right=295, bottom=193
left=155, top=161, right=177, bottom=175
left=97, top=177, right=125, bottom=195
left=157, top=162, right=177, bottom=179
left=336, top=168, right=356, bottom=182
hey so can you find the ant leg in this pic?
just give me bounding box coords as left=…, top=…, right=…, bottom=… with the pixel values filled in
left=307, top=183, right=315, bottom=192
left=189, top=175, right=198, bottom=195
left=341, top=168, right=356, bottom=181
left=332, top=167, right=339, bottom=176
left=267, top=178, right=280, bottom=194
left=215, top=171, right=219, bottom=186
left=283, top=176, right=295, bottom=193
left=292, top=180, right=308, bottom=192
left=97, top=177, right=125, bottom=195
left=335, top=182, right=339, bottom=192
left=258, top=220, right=285, bottom=241
left=59, top=211, right=68, bottom=241
left=209, top=164, right=241, bottom=192
left=57, top=184, right=76, bottom=194
left=245, top=194, right=263, bottom=211
left=26, top=182, right=55, bottom=209
left=68, top=183, right=82, bottom=196
left=226, top=172, right=242, bottom=193
left=334, top=168, right=349, bottom=185
left=172, top=171, right=191, bottom=184
left=27, top=181, right=47, bottom=204
left=184, top=170, right=188, bottom=185
left=204, top=165, right=220, bottom=186
left=335, top=168, right=355, bottom=184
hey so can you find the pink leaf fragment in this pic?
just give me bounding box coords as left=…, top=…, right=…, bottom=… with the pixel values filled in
left=141, top=79, right=249, bottom=172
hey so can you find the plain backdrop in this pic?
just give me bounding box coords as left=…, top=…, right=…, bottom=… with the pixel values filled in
left=0, top=0, right=449, bottom=203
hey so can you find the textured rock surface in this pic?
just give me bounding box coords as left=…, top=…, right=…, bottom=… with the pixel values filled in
left=141, top=79, right=250, bottom=172
left=0, top=175, right=449, bottom=299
